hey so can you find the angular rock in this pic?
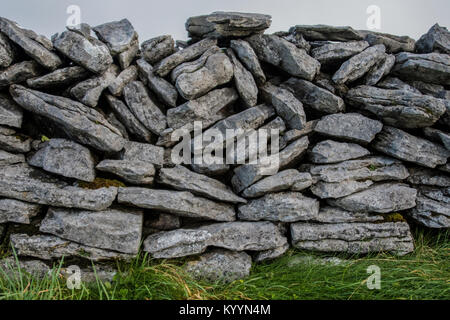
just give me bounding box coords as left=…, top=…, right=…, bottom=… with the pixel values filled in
left=242, top=169, right=312, bottom=198
left=117, top=37, right=139, bottom=69
left=314, top=113, right=382, bottom=144
left=409, top=187, right=450, bottom=228
left=328, top=183, right=417, bottom=213
left=406, top=167, right=450, bottom=187
left=119, top=141, right=164, bottom=166
left=253, top=243, right=290, bottom=262
left=0, top=163, right=117, bottom=211
left=361, top=30, right=415, bottom=53
left=10, top=85, right=125, bottom=152
left=230, top=39, right=266, bottom=85
left=260, top=82, right=306, bottom=129
left=185, top=249, right=252, bottom=283
left=282, top=77, right=345, bottom=114
left=93, top=19, right=137, bottom=55
left=309, top=140, right=370, bottom=164
left=227, top=48, right=257, bottom=107
left=311, top=180, right=374, bottom=199
left=0, top=18, right=62, bottom=70
left=0, top=33, right=16, bottom=68
left=416, top=23, right=450, bottom=54
left=0, top=126, right=31, bottom=153
left=291, top=221, right=414, bottom=255
left=10, top=233, right=134, bottom=261
left=96, top=160, right=155, bottom=185
left=377, top=76, right=420, bottom=93
left=153, top=38, right=217, bottom=77
left=28, top=138, right=95, bottom=182
left=0, top=93, right=22, bottom=128
left=313, top=206, right=384, bottom=223
left=332, top=44, right=386, bottom=84
left=310, top=41, right=369, bottom=67
left=0, top=199, right=40, bottom=224
left=53, top=29, right=113, bottom=74
left=289, top=25, right=363, bottom=42
left=280, top=120, right=317, bottom=148
left=373, top=126, right=449, bottom=168
left=0, top=60, right=42, bottom=87
left=0, top=149, right=24, bottom=166
left=393, top=52, right=450, bottom=85
left=158, top=165, right=246, bottom=203
left=40, top=207, right=143, bottom=254
left=26, top=66, right=90, bottom=89
left=108, top=65, right=138, bottom=96
left=365, top=54, right=395, bottom=85
left=118, top=187, right=236, bottom=221
left=238, top=192, right=319, bottom=222
left=123, top=81, right=167, bottom=135
left=141, top=35, right=175, bottom=64
left=246, top=34, right=320, bottom=81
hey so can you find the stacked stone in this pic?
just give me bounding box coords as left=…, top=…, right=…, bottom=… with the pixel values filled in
left=0, top=12, right=449, bottom=282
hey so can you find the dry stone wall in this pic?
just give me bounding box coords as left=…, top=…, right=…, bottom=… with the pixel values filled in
left=0, top=12, right=449, bottom=282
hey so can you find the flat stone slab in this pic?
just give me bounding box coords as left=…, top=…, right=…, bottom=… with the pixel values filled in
left=96, top=160, right=155, bottom=185
left=409, top=187, right=450, bottom=229
left=0, top=150, right=24, bottom=166
left=309, top=140, right=370, bottom=164
left=311, top=40, right=369, bottom=66
left=313, top=206, right=384, bottom=224
left=119, top=141, right=164, bottom=166
left=227, top=48, right=258, bottom=108
left=141, top=35, right=175, bottom=64
left=0, top=61, right=43, bottom=88
left=0, top=199, right=41, bottom=224
left=0, top=93, right=23, bottom=128
left=407, top=167, right=450, bottom=187
left=289, top=25, right=363, bottom=41
left=361, top=30, right=415, bottom=53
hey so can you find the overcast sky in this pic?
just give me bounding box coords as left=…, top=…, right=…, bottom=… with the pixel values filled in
left=3, top=0, right=449, bottom=42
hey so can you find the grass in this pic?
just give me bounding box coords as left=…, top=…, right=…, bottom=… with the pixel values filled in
left=0, top=227, right=448, bottom=300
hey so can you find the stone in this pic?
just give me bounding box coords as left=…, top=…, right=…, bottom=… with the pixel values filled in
left=117, top=37, right=139, bottom=69
left=70, top=64, right=119, bottom=107
left=26, top=66, right=90, bottom=89
left=185, top=249, right=252, bottom=283
left=416, top=23, right=450, bottom=54
left=373, top=126, right=449, bottom=168
left=311, top=180, right=374, bottom=199
left=328, top=183, right=417, bottom=213
left=246, top=34, right=320, bottom=81
left=309, top=140, right=370, bottom=164
left=0, top=199, right=40, bottom=224
left=409, top=187, right=450, bottom=228
left=143, top=229, right=212, bottom=258
left=242, top=169, right=312, bottom=198
left=96, top=160, right=155, bottom=185
left=0, top=126, right=31, bottom=153
left=230, top=39, right=266, bottom=85
left=0, top=257, right=50, bottom=278
left=40, top=207, right=143, bottom=254
left=191, top=162, right=230, bottom=176
left=118, top=187, right=236, bottom=221
left=289, top=25, right=363, bottom=41
left=10, top=85, right=125, bottom=153
left=53, top=29, right=113, bottom=74
left=310, top=41, right=369, bottom=67
left=141, top=35, right=175, bottom=64
left=123, top=81, right=167, bottom=135
left=93, top=19, right=137, bottom=55
left=346, top=86, right=447, bottom=128
left=231, top=136, right=309, bottom=192
left=280, top=121, right=317, bottom=148
left=361, top=30, right=415, bottom=53
left=313, top=206, right=384, bottom=223
left=186, top=12, right=271, bottom=39
left=158, top=165, right=246, bottom=203
left=167, top=87, right=237, bottom=132
left=238, top=192, right=319, bottom=222
left=332, top=44, right=386, bottom=84
left=282, top=77, right=345, bottom=114
left=0, top=18, right=62, bottom=70
left=0, top=60, right=43, bottom=87
left=0, top=93, right=22, bottom=128
left=291, top=221, right=414, bottom=255
left=0, top=150, right=24, bottom=166
left=377, top=76, right=420, bottom=93
left=260, top=82, right=306, bottom=129
left=105, top=94, right=152, bottom=143
left=253, top=243, right=290, bottom=262
left=146, top=213, right=181, bottom=231
left=227, top=48, right=258, bottom=107
left=172, top=48, right=234, bottom=100
left=153, top=38, right=217, bottom=77
left=406, top=167, right=450, bottom=187
left=27, top=138, right=95, bottom=182
left=408, top=80, right=449, bottom=99
left=314, top=113, right=382, bottom=144
left=136, top=59, right=178, bottom=107
left=423, top=128, right=450, bottom=150
left=119, top=141, right=164, bottom=166
left=0, top=33, right=16, bottom=68
left=10, top=233, right=134, bottom=261
left=393, top=52, right=450, bottom=86
left=0, top=163, right=117, bottom=211
left=108, top=65, right=138, bottom=96
left=365, top=54, right=395, bottom=85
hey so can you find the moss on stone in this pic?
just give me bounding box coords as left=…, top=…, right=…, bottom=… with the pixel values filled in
left=383, top=213, right=406, bottom=222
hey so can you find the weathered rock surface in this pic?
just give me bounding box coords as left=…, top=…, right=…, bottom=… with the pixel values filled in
left=26, top=66, right=90, bottom=89
left=291, top=221, right=414, bottom=255
left=0, top=149, right=24, bottom=166
left=0, top=198, right=40, bottom=224
left=365, top=54, right=395, bottom=85
left=373, top=126, right=449, bottom=168
left=0, top=126, right=31, bottom=153
left=108, top=65, right=138, bottom=96
left=40, top=207, right=143, bottom=254
left=311, top=41, right=369, bottom=67
left=407, top=167, right=450, bottom=187
left=409, top=187, right=449, bottom=228
left=313, top=206, right=384, bottom=224
left=0, top=60, right=43, bottom=87
left=227, top=48, right=257, bottom=107
left=311, top=180, right=374, bottom=199
left=309, top=140, right=370, bottom=164
left=96, top=160, right=155, bottom=185
left=120, top=141, right=164, bottom=166
left=230, top=39, right=266, bottom=84
left=141, top=35, right=175, bottom=64
left=93, top=19, right=137, bottom=55
left=416, top=23, right=450, bottom=54
left=118, top=187, right=236, bottom=221
left=289, top=25, right=363, bottom=42
left=314, top=113, right=383, bottom=144
left=0, top=33, right=16, bottom=68
left=238, top=191, right=319, bottom=222
left=361, top=30, right=415, bottom=53
left=10, top=85, right=125, bottom=152
left=0, top=93, right=22, bottom=128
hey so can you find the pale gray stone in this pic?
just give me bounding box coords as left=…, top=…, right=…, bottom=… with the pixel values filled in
left=118, top=187, right=236, bottom=221
left=373, top=126, right=449, bottom=168
left=289, top=25, right=363, bottom=41
left=0, top=257, right=50, bottom=278
left=119, top=141, right=164, bottom=166
left=93, top=19, right=137, bottom=55
left=246, top=34, right=320, bottom=81
left=253, top=243, right=290, bottom=262
left=314, top=113, right=382, bottom=144
left=0, top=33, right=16, bottom=68
left=117, top=37, right=139, bottom=69
left=406, top=167, right=450, bottom=187
left=280, top=121, right=317, bottom=148
left=238, top=191, right=319, bottom=222
left=230, top=39, right=266, bottom=85
left=365, top=54, right=395, bottom=85
left=0, top=199, right=40, bottom=224
left=185, top=249, right=252, bottom=283
left=0, top=60, right=43, bottom=87
left=26, top=66, right=90, bottom=89
left=311, top=180, right=374, bottom=199
left=10, top=85, right=125, bottom=152
left=377, top=76, right=420, bottom=93
left=409, top=187, right=449, bottom=228
left=0, top=163, right=117, bottom=211
left=158, top=165, right=246, bottom=203
left=309, top=140, right=370, bottom=164
left=0, top=126, right=31, bottom=153
left=96, top=160, right=155, bottom=185
left=0, top=93, right=22, bottom=128
left=361, top=30, right=415, bottom=53
left=291, top=221, right=414, bottom=255
left=190, top=162, right=231, bottom=176
left=227, top=48, right=257, bottom=108
left=423, top=127, right=450, bottom=150
left=313, top=206, right=384, bottom=223
left=0, top=150, right=24, bottom=166
left=108, top=65, right=138, bottom=96
left=141, top=35, right=175, bottom=64
left=416, top=23, right=450, bottom=54
left=346, top=86, right=447, bottom=128
left=311, top=41, right=369, bottom=66
left=40, top=207, right=143, bottom=254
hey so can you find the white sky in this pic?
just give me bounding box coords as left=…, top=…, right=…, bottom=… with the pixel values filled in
left=2, top=0, right=449, bottom=42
